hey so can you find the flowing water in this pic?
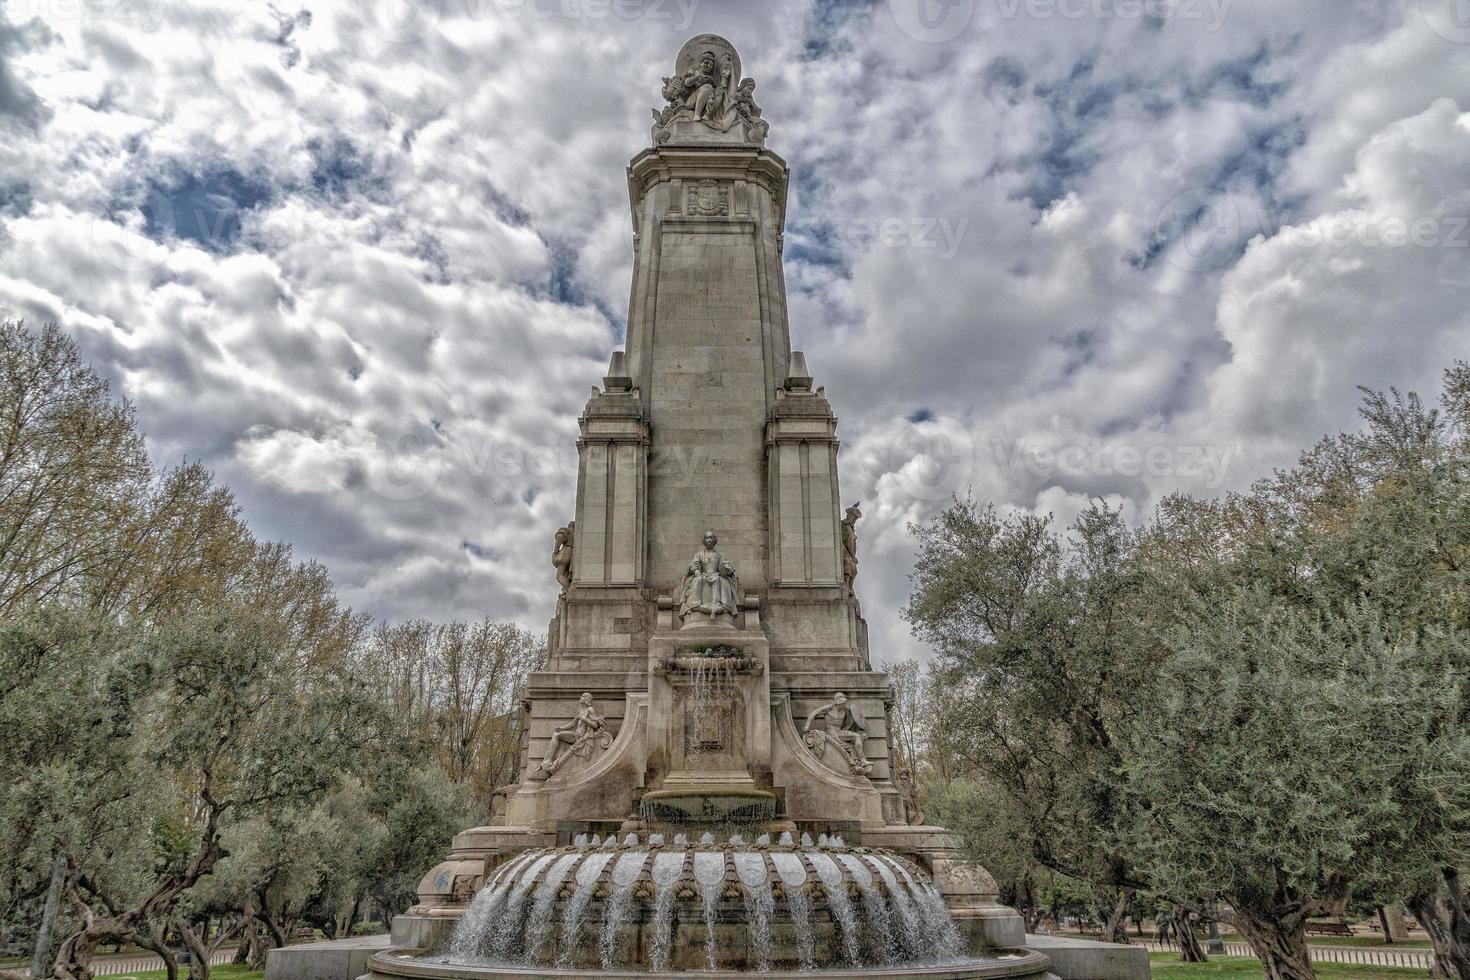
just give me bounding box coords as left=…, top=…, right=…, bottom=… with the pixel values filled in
left=484, top=853, right=555, bottom=961
left=692, top=851, right=725, bottom=970
left=525, top=853, right=579, bottom=962
left=839, top=853, right=894, bottom=965
left=770, top=852, right=814, bottom=970
left=733, top=852, right=772, bottom=971
left=444, top=836, right=974, bottom=972
left=553, top=852, right=612, bottom=966
left=599, top=851, right=648, bottom=968
left=647, top=851, right=685, bottom=972
left=807, top=852, right=861, bottom=966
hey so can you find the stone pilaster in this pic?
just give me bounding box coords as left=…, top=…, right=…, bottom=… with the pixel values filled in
left=571, top=353, right=647, bottom=589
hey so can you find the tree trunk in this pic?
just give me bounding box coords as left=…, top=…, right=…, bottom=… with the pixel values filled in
left=1378, top=907, right=1395, bottom=945
left=1232, top=907, right=1315, bottom=980
left=232, top=919, right=258, bottom=966
left=130, top=933, right=176, bottom=980
left=1408, top=871, right=1470, bottom=980
left=1177, top=910, right=1209, bottom=963
left=1385, top=904, right=1409, bottom=942
left=31, top=851, right=66, bottom=979
left=251, top=901, right=286, bottom=972
left=175, top=919, right=211, bottom=980
left=1102, top=888, right=1134, bottom=944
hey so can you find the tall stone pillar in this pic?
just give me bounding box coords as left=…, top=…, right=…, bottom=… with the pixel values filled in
left=625, top=142, right=790, bottom=595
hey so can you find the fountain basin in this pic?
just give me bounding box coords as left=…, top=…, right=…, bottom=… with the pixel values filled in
left=637, top=788, right=777, bottom=826
left=429, top=836, right=1027, bottom=975
left=364, top=947, right=1055, bottom=980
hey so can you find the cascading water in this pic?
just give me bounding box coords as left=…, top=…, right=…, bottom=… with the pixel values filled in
left=647, top=849, right=684, bottom=972
left=524, top=853, right=579, bottom=962
left=484, top=852, right=555, bottom=960
left=865, top=853, right=924, bottom=960
left=733, top=852, right=773, bottom=971
left=550, top=851, right=610, bottom=966
left=838, top=852, right=895, bottom=965
left=683, top=658, right=732, bottom=764
left=770, top=852, right=815, bottom=970
left=600, top=850, right=647, bottom=969
left=886, top=853, right=966, bottom=959
left=807, top=851, right=861, bottom=967
left=445, top=852, right=532, bottom=960
left=692, top=850, right=725, bottom=969
left=437, top=833, right=985, bottom=973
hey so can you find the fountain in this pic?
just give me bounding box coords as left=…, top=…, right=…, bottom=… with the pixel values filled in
left=406, top=832, right=1006, bottom=974
left=338, top=31, right=1098, bottom=980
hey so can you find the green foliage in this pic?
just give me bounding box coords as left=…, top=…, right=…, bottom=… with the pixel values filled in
left=905, top=362, right=1470, bottom=976
left=0, top=323, right=539, bottom=975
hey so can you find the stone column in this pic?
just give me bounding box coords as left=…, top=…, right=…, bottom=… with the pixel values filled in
left=572, top=353, right=647, bottom=588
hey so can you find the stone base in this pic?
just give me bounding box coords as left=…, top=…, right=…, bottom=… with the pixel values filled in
left=262, top=934, right=391, bottom=980
left=364, top=947, right=1057, bottom=980
left=954, top=905, right=1028, bottom=951
left=392, top=914, right=457, bottom=952
left=1023, top=935, right=1151, bottom=980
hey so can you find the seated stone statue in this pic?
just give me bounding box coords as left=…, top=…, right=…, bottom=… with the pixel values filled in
left=532, top=693, right=607, bottom=779
left=677, top=530, right=740, bottom=628
left=803, top=692, right=873, bottom=776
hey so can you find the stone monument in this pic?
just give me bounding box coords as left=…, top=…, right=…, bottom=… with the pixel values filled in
left=269, top=33, right=1147, bottom=980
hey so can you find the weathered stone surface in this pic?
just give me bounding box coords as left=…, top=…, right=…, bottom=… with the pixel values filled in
left=262, top=934, right=389, bottom=980
left=1024, top=934, right=1152, bottom=980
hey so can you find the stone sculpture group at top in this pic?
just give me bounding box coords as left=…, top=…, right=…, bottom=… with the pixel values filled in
left=652, top=34, right=768, bottom=145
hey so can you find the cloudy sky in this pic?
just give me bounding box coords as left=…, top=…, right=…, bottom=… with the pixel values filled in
left=1, top=0, right=1467, bottom=660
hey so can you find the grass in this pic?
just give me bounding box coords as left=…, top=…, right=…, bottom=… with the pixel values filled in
left=96, top=968, right=263, bottom=980
left=1149, top=952, right=1427, bottom=980
left=1218, top=932, right=1432, bottom=950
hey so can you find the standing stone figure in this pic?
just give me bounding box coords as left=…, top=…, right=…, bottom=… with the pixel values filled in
left=534, top=692, right=605, bottom=778
left=803, top=692, right=872, bottom=775
left=551, top=522, right=574, bottom=597
left=677, top=530, right=741, bottom=628
left=896, top=767, right=926, bottom=826
left=841, top=502, right=862, bottom=590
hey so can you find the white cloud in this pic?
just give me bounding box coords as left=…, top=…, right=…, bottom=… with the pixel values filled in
left=0, top=0, right=1464, bottom=661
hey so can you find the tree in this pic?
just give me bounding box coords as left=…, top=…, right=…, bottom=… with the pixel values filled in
left=365, top=620, right=541, bottom=810
left=0, top=603, right=380, bottom=979
left=1116, top=592, right=1470, bottom=980
left=884, top=658, right=925, bottom=780
left=905, top=498, right=1151, bottom=943
left=0, top=321, right=151, bottom=614
left=904, top=363, right=1470, bottom=976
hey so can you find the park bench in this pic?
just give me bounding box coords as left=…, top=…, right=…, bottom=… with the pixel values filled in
left=1305, top=922, right=1354, bottom=937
